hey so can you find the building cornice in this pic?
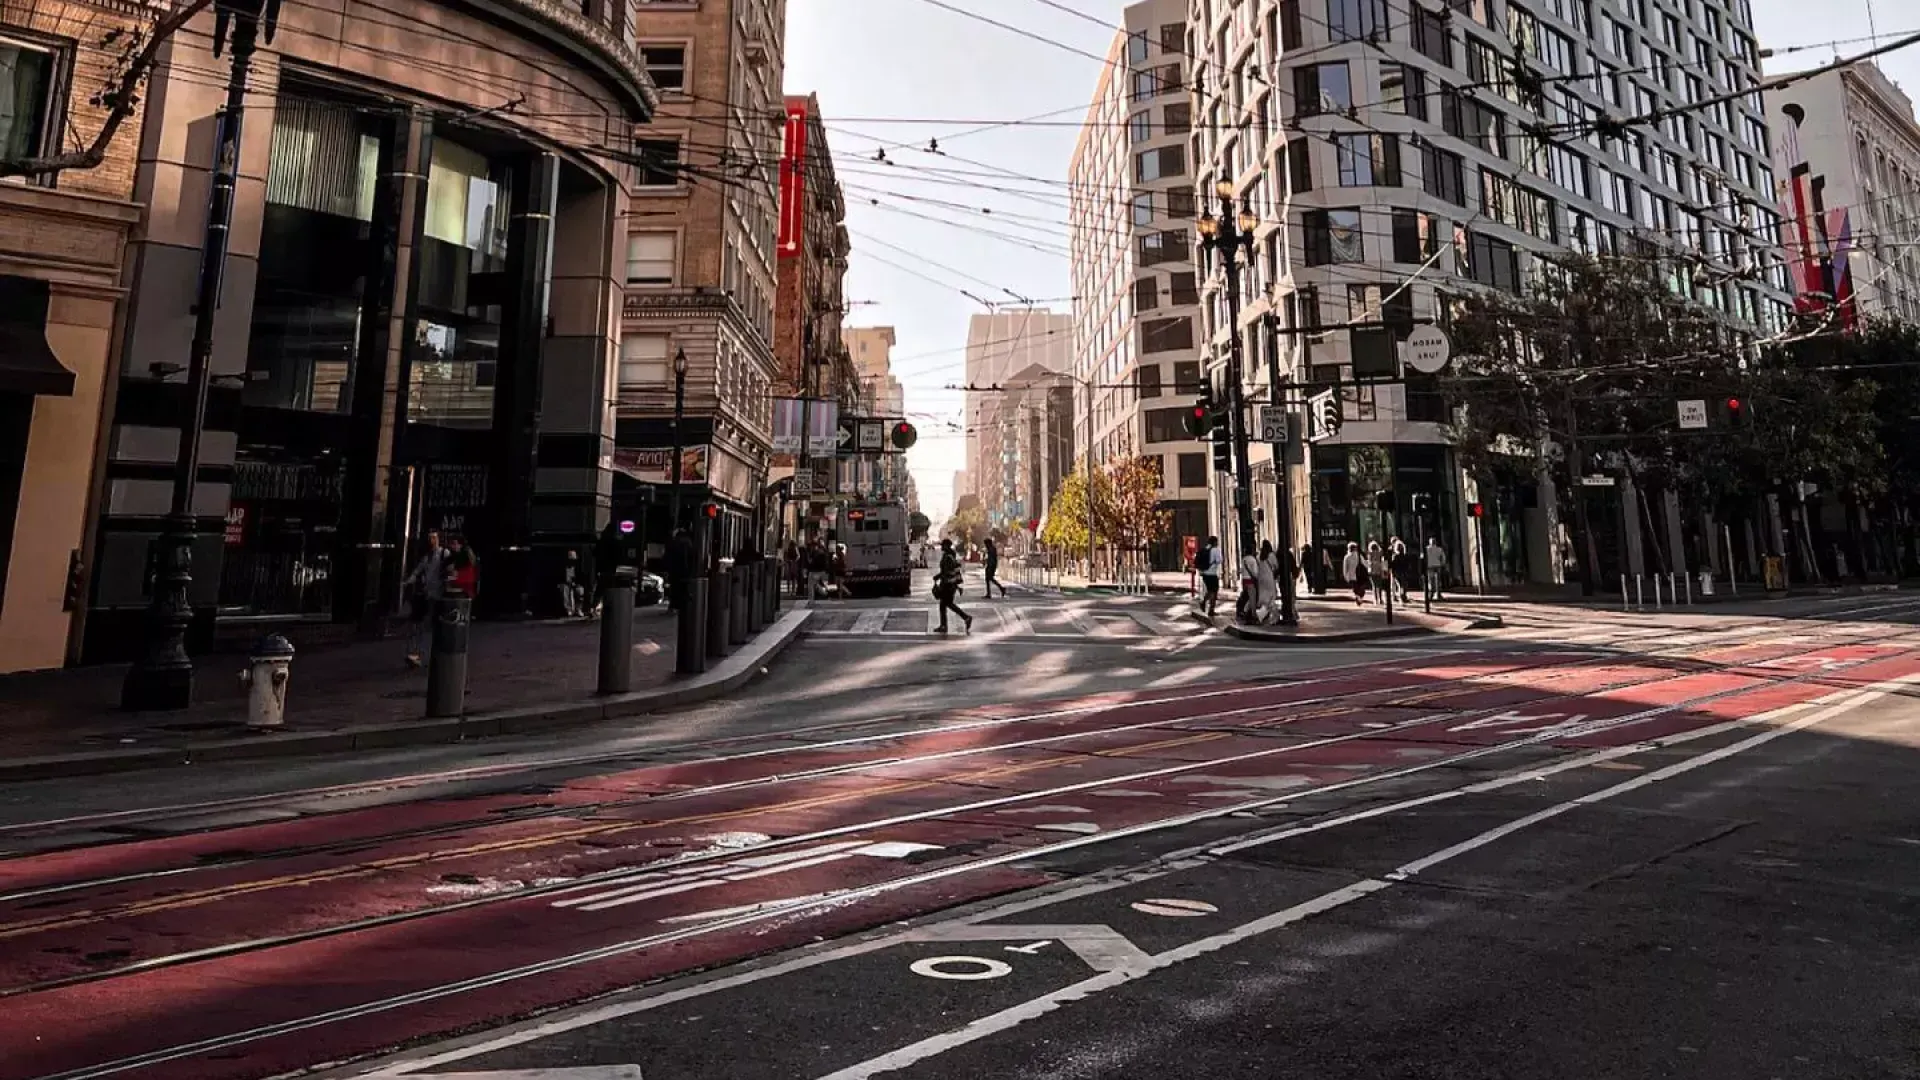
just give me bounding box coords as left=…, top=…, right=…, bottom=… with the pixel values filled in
left=466, top=0, right=658, bottom=119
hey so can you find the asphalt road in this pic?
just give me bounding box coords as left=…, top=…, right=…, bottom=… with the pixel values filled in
left=3, top=589, right=1920, bottom=1080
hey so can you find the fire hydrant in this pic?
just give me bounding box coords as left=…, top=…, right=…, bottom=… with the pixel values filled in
left=241, top=634, right=295, bottom=728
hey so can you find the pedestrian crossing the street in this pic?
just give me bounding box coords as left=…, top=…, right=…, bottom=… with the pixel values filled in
left=803, top=599, right=1204, bottom=643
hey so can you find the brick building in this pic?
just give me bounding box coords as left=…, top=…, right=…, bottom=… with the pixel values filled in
left=615, top=0, right=787, bottom=558
left=0, top=0, right=147, bottom=672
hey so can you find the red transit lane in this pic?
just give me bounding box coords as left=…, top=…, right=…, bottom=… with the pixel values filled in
left=3, top=643, right=1913, bottom=1080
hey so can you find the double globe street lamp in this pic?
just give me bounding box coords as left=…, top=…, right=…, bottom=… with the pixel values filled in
left=1195, top=180, right=1261, bottom=614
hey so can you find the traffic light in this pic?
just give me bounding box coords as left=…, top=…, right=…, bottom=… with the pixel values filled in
left=701, top=502, right=720, bottom=520
left=1211, top=422, right=1231, bottom=472
left=1467, top=501, right=1486, bottom=519
left=1184, top=392, right=1214, bottom=438
left=1410, top=492, right=1434, bottom=518
left=892, top=421, right=918, bottom=449
left=1725, top=397, right=1746, bottom=428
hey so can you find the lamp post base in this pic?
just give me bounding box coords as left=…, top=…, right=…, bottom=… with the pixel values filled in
left=120, top=513, right=199, bottom=712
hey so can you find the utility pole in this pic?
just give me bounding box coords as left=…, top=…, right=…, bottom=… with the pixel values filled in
left=1084, top=371, right=1095, bottom=581
left=1197, top=182, right=1259, bottom=577
left=122, top=0, right=281, bottom=711
left=1262, top=314, right=1298, bottom=625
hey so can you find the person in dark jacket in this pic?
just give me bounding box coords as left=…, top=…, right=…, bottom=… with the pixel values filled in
left=982, top=537, right=1005, bottom=597
left=934, top=539, right=973, bottom=633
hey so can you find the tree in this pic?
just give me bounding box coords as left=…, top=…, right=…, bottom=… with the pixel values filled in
left=0, top=0, right=217, bottom=180
left=1442, top=255, right=1730, bottom=592
left=907, top=511, right=931, bottom=541
left=1039, top=466, right=1096, bottom=553
left=1102, top=455, right=1172, bottom=551
left=943, top=503, right=989, bottom=548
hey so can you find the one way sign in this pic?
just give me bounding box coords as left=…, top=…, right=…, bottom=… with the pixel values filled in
left=836, top=420, right=857, bottom=455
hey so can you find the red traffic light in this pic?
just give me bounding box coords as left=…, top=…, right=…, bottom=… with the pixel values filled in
left=1191, top=406, right=1207, bottom=419
left=891, top=421, right=918, bottom=449
left=1467, top=502, right=1485, bottom=518
left=1726, top=397, right=1742, bottom=411
left=701, top=503, right=720, bottom=519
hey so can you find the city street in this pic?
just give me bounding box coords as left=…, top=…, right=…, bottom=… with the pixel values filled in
left=1, top=592, right=1919, bottom=1079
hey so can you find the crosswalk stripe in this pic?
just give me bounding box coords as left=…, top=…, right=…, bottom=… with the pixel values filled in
left=851, top=609, right=888, bottom=634
left=1063, top=610, right=1103, bottom=636
left=998, top=606, right=1034, bottom=636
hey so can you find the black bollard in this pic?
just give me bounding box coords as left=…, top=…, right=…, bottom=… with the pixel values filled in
left=425, top=593, right=471, bottom=718
left=598, top=568, right=635, bottom=695
left=744, top=563, right=765, bottom=634
left=707, top=566, right=733, bottom=658
left=769, top=560, right=782, bottom=615
left=730, top=566, right=750, bottom=645
left=677, top=574, right=708, bottom=675
left=761, top=562, right=775, bottom=625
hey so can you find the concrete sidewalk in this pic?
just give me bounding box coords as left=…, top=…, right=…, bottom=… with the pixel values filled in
left=0, top=606, right=810, bottom=782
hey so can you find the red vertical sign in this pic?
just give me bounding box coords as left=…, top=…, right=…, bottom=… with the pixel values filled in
left=777, top=101, right=809, bottom=260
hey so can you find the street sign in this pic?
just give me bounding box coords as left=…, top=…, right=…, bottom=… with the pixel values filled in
left=1677, top=399, right=1708, bottom=430
left=792, top=467, right=813, bottom=496
left=1306, top=390, right=1342, bottom=442
left=857, top=421, right=884, bottom=452
left=1402, top=324, right=1453, bottom=374
left=1580, top=475, right=1616, bottom=487
left=835, top=419, right=857, bottom=455
left=1257, top=406, right=1289, bottom=443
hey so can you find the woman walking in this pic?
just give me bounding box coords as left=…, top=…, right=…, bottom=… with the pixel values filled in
left=1342, top=541, right=1366, bottom=605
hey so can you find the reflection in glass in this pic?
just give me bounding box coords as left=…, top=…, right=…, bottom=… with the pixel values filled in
left=410, top=139, right=510, bottom=427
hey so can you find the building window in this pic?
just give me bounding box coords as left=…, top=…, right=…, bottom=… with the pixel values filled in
left=1135, top=275, right=1159, bottom=310
left=1159, top=22, right=1183, bottom=52
left=1130, top=112, right=1153, bottom=143
left=1163, top=101, right=1192, bottom=135
left=1328, top=0, right=1388, bottom=42
left=625, top=232, right=676, bottom=284
left=634, top=137, right=681, bottom=186
left=0, top=38, right=59, bottom=166
left=1137, top=363, right=1163, bottom=397
left=1420, top=144, right=1468, bottom=206
left=1138, top=228, right=1188, bottom=266
left=1411, top=5, right=1451, bottom=65
left=1287, top=136, right=1312, bottom=192
left=1144, top=407, right=1191, bottom=444
left=1169, top=270, right=1199, bottom=306
left=619, top=332, right=670, bottom=390
left=1381, top=63, right=1428, bottom=120
left=1173, top=360, right=1203, bottom=392
left=1141, top=316, right=1194, bottom=353
left=1303, top=209, right=1365, bottom=266
left=1391, top=208, right=1440, bottom=263
left=638, top=45, right=686, bottom=92
left=1456, top=227, right=1520, bottom=293
left=1134, top=144, right=1186, bottom=181
left=1178, top=452, right=1208, bottom=486
left=1293, top=63, right=1352, bottom=117
left=1279, top=0, right=1303, bottom=48
left=1126, top=30, right=1149, bottom=64
left=1165, top=186, right=1195, bottom=218
left=1132, top=191, right=1156, bottom=226
left=1336, top=133, right=1401, bottom=186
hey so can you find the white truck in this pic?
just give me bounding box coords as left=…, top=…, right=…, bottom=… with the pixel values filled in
left=840, top=500, right=912, bottom=597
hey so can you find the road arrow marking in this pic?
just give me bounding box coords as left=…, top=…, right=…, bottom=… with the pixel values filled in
left=913, top=923, right=1151, bottom=972
left=1004, top=941, right=1052, bottom=954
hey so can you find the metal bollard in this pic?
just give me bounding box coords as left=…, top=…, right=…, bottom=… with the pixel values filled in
left=763, top=561, right=777, bottom=624
left=1635, top=574, right=1644, bottom=609
left=707, top=567, right=733, bottom=658
left=1686, top=573, right=1695, bottom=605
left=1652, top=573, right=1662, bottom=610
left=730, top=565, right=750, bottom=645
left=1621, top=574, right=1630, bottom=611
left=598, top=568, right=635, bottom=695
left=677, top=574, right=708, bottom=675
left=241, top=634, right=295, bottom=728
left=748, top=562, right=767, bottom=633
left=426, top=594, right=471, bottom=718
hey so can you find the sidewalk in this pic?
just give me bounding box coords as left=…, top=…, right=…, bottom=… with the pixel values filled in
left=0, top=605, right=809, bottom=782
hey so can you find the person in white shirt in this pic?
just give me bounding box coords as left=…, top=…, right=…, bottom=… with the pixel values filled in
left=1425, top=537, right=1447, bottom=599
left=1197, top=536, right=1222, bottom=617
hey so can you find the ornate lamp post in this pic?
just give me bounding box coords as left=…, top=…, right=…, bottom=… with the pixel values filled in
left=1195, top=180, right=1260, bottom=603
left=669, top=346, right=689, bottom=529
left=122, top=0, right=283, bottom=710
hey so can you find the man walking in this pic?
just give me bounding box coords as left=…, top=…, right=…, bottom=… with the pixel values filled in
left=934, top=538, right=973, bottom=633
left=402, top=529, right=448, bottom=668
left=982, top=537, right=1006, bottom=598
left=1425, top=536, right=1448, bottom=601
left=1197, top=535, right=1221, bottom=618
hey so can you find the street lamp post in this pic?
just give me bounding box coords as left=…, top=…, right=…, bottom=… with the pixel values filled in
left=669, top=347, right=688, bottom=530
left=1196, top=181, right=1260, bottom=595
left=122, top=0, right=281, bottom=711
left=1262, top=313, right=1299, bottom=626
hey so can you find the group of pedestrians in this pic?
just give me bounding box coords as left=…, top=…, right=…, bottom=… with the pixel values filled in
left=1339, top=537, right=1447, bottom=606
left=401, top=529, right=481, bottom=667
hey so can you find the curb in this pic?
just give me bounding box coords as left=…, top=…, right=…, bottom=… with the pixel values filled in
left=0, top=610, right=813, bottom=784
left=1219, top=607, right=1500, bottom=643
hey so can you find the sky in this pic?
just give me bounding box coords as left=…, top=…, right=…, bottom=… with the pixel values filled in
left=782, top=0, right=1920, bottom=526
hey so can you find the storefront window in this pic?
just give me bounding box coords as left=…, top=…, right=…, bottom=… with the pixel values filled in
left=410, top=139, right=510, bottom=428
left=246, top=96, right=384, bottom=412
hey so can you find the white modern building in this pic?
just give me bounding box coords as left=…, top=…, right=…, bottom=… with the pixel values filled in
left=1068, top=0, right=1213, bottom=569
left=1186, top=0, right=1792, bottom=585
left=1767, top=60, right=1920, bottom=326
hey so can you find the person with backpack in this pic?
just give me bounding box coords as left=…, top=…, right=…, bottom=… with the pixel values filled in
left=1196, top=536, right=1222, bottom=618
left=933, top=538, right=973, bottom=633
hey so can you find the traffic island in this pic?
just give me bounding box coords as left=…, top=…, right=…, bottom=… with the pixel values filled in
left=1220, top=601, right=1502, bottom=643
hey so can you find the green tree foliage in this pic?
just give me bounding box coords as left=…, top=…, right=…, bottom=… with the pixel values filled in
left=1103, top=455, right=1173, bottom=550
left=943, top=504, right=989, bottom=547
left=908, top=512, right=932, bottom=541
left=1039, top=466, right=1096, bottom=553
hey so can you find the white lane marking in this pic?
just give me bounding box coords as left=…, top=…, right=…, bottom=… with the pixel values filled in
left=552, top=841, right=933, bottom=913
left=1131, top=898, right=1218, bottom=917
left=1004, top=941, right=1052, bottom=955
left=909, top=956, right=1012, bottom=981
left=998, top=606, right=1035, bottom=637
left=349, top=667, right=1907, bottom=1079
left=850, top=610, right=888, bottom=635
left=811, top=675, right=1919, bottom=1079
left=1034, top=822, right=1102, bottom=834
left=656, top=894, right=837, bottom=924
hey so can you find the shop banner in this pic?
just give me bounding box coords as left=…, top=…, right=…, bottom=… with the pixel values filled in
left=612, top=445, right=709, bottom=485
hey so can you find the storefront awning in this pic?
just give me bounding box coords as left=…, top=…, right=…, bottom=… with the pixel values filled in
left=0, top=322, right=73, bottom=397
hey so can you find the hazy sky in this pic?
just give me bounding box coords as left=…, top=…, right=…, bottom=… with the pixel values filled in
left=783, top=0, right=1920, bottom=523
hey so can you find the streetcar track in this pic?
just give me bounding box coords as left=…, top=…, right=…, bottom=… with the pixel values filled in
left=0, top=651, right=1676, bottom=908
left=1, top=643, right=1893, bottom=995
left=0, top=651, right=1468, bottom=842
left=27, top=644, right=1917, bottom=1080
